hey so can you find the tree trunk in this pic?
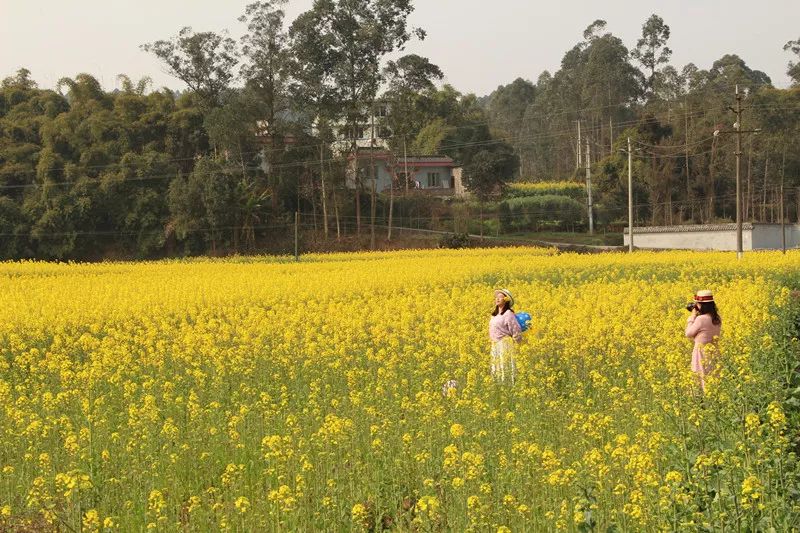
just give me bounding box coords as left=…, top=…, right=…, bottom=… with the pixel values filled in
left=707, top=137, right=718, bottom=222
left=770, top=186, right=776, bottom=223
left=311, top=178, right=318, bottom=236
left=761, top=156, right=769, bottom=222
left=355, top=187, right=361, bottom=236
left=388, top=162, right=395, bottom=241
left=480, top=202, right=484, bottom=239
left=330, top=155, right=341, bottom=240
left=651, top=154, right=658, bottom=225
left=664, top=162, right=672, bottom=225
left=320, top=143, right=329, bottom=239
left=684, top=98, right=691, bottom=213
left=796, top=187, right=800, bottom=224
left=746, top=143, right=752, bottom=221
left=333, top=187, right=341, bottom=240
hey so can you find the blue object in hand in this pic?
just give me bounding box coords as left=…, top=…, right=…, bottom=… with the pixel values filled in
left=515, top=312, right=532, bottom=332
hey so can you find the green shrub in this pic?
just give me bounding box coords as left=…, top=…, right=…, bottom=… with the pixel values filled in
left=499, top=195, right=585, bottom=232
left=438, top=232, right=471, bottom=249
left=506, top=181, right=585, bottom=200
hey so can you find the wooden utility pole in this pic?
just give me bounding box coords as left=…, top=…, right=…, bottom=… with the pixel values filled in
left=388, top=153, right=395, bottom=241
left=369, top=111, right=377, bottom=250
left=781, top=147, right=786, bottom=253
left=404, top=136, right=409, bottom=195
left=294, top=211, right=299, bottom=261
left=585, top=138, right=594, bottom=235
left=716, top=85, right=760, bottom=258
left=684, top=96, right=691, bottom=211
left=353, top=122, right=361, bottom=236
left=628, top=137, right=634, bottom=252
left=761, top=156, right=769, bottom=222
left=734, top=85, right=743, bottom=259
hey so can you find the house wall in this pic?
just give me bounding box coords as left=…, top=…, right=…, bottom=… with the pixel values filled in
left=356, top=163, right=393, bottom=192
left=356, top=163, right=453, bottom=192
left=408, top=166, right=452, bottom=189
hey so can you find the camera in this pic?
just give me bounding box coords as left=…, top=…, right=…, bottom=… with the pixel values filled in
left=685, top=302, right=697, bottom=312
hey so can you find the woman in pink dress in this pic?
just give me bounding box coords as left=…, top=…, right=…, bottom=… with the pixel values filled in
left=489, top=288, right=522, bottom=384
left=685, top=289, right=722, bottom=392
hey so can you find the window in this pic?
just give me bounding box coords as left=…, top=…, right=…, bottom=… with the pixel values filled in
left=376, top=105, right=388, bottom=117
left=378, top=126, right=392, bottom=138
left=427, top=172, right=441, bottom=188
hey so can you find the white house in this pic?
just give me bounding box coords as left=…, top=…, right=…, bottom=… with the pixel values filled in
left=325, top=101, right=393, bottom=154
left=346, top=148, right=457, bottom=193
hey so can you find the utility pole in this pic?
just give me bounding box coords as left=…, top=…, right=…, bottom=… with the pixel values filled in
left=716, top=85, right=760, bottom=259
left=369, top=110, right=376, bottom=250
left=628, top=137, right=634, bottom=252
left=684, top=95, right=690, bottom=210
left=294, top=211, right=299, bottom=261
left=734, top=85, right=743, bottom=259
left=576, top=120, right=582, bottom=169
left=388, top=153, right=395, bottom=241
left=404, top=136, right=409, bottom=195
left=585, top=138, right=594, bottom=235
left=781, top=147, right=786, bottom=253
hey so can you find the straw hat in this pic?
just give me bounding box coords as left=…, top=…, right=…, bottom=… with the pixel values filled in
left=494, top=288, right=514, bottom=307
left=693, top=289, right=714, bottom=303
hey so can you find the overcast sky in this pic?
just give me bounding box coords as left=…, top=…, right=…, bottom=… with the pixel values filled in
left=2, top=0, right=798, bottom=96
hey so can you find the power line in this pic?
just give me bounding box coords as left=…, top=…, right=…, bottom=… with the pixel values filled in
left=5, top=93, right=798, bottom=180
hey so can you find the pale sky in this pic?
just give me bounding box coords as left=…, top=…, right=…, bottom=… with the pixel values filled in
left=1, top=0, right=798, bottom=96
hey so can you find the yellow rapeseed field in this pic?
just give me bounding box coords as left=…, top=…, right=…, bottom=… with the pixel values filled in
left=1, top=249, right=800, bottom=531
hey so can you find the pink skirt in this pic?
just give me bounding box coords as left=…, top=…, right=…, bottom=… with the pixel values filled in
left=691, top=344, right=715, bottom=376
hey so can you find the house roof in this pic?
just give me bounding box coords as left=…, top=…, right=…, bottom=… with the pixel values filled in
left=348, top=149, right=456, bottom=167
left=624, top=223, right=753, bottom=234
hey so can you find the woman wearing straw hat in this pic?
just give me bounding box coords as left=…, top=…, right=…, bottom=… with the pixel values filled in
left=490, top=288, right=523, bottom=384
left=685, top=289, right=722, bottom=392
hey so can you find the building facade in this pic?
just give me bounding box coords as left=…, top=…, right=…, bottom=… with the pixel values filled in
left=347, top=149, right=457, bottom=193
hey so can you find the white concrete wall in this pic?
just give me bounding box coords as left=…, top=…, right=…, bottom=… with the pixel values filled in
left=752, top=224, right=800, bottom=250
left=624, top=224, right=800, bottom=251
left=624, top=229, right=748, bottom=251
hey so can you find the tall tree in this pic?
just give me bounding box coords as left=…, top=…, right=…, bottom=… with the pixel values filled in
left=484, top=78, right=536, bottom=177
left=141, top=27, right=239, bottom=110
left=631, top=14, right=672, bottom=94
left=784, top=37, right=800, bottom=86
left=239, top=1, right=293, bottom=212
left=290, top=0, right=425, bottom=239
left=382, top=54, right=444, bottom=154
left=463, top=146, right=519, bottom=201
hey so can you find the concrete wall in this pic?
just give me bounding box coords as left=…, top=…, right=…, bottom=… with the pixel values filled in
left=623, top=224, right=800, bottom=251
left=752, top=224, right=800, bottom=249
left=624, top=228, right=750, bottom=251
